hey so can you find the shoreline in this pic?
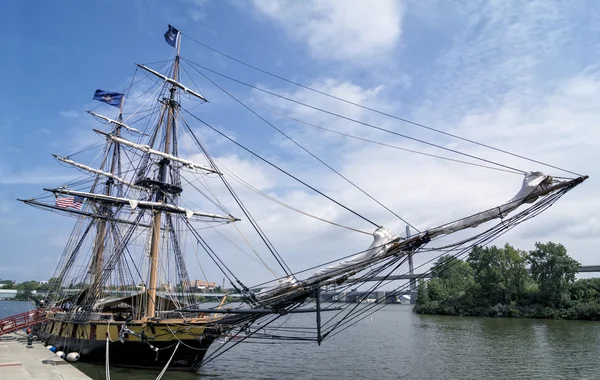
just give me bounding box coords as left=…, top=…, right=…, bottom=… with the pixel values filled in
left=414, top=301, right=600, bottom=321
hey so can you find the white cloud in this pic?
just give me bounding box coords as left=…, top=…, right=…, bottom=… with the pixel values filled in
left=415, top=0, right=576, bottom=123
left=252, top=0, right=404, bottom=61
left=176, top=55, right=600, bottom=284
left=60, top=110, right=79, bottom=118
left=48, top=234, right=69, bottom=249
left=0, top=171, right=76, bottom=185
left=0, top=193, right=10, bottom=212
left=188, top=9, right=206, bottom=22
left=0, top=218, right=23, bottom=227
left=181, top=0, right=209, bottom=22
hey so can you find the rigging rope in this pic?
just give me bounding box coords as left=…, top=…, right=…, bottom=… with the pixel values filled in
left=230, top=223, right=281, bottom=277
left=179, top=114, right=292, bottom=276
left=181, top=59, right=416, bottom=231
left=182, top=59, right=528, bottom=176
left=181, top=34, right=582, bottom=177
left=155, top=341, right=180, bottom=380
left=182, top=108, right=380, bottom=229
left=256, top=105, right=522, bottom=175
left=105, top=336, right=111, bottom=380
left=217, top=160, right=372, bottom=235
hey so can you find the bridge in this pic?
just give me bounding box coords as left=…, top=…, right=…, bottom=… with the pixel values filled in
left=357, top=265, right=600, bottom=283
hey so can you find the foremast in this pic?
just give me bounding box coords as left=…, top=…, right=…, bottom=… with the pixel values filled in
left=91, top=97, right=125, bottom=297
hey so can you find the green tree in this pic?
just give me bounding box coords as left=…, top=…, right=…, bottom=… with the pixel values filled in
left=37, top=277, right=60, bottom=292
left=468, top=244, right=528, bottom=305
left=502, top=244, right=529, bottom=303
left=0, top=280, right=15, bottom=290
left=15, top=281, right=40, bottom=291
left=14, top=280, right=39, bottom=301
left=528, top=242, right=580, bottom=307
left=431, top=255, right=474, bottom=294
left=423, top=255, right=474, bottom=303
left=570, top=278, right=600, bottom=303
left=426, top=278, right=447, bottom=301
left=468, top=246, right=507, bottom=304
left=416, top=279, right=430, bottom=305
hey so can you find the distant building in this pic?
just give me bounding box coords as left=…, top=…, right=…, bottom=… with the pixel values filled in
left=0, top=289, right=17, bottom=299
left=182, top=280, right=216, bottom=291
left=39, top=281, right=49, bottom=285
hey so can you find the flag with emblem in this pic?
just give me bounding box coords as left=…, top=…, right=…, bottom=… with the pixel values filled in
left=55, top=196, right=84, bottom=210
left=93, top=90, right=123, bottom=107
left=164, top=25, right=180, bottom=48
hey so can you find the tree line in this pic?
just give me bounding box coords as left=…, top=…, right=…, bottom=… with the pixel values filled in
left=414, top=242, right=600, bottom=320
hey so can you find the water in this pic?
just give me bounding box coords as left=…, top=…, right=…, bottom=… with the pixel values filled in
left=3, top=300, right=600, bottom=379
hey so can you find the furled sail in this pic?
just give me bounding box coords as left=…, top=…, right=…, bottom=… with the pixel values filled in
left=53, top=155, right=146, bottom=191
left=136, top=63, right=208, bottom=102
left=426, top=171, right=553, bottom=238
left=18, top=198, right=153, bottom=228
left=87, top=110, right=144, bottom=135
left=46, top=188, right=238, bottom=222
left=310, top=227, right=399, bottom=279
left=95, top=130, right=220, bottom=174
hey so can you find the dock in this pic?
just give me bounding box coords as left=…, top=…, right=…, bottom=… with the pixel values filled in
left=0, top=333, right=91, bottom=380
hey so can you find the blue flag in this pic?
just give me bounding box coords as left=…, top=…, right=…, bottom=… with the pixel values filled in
left=164, top=25, right=180, bottom=48
left=93, top=90, right=123, bottom=107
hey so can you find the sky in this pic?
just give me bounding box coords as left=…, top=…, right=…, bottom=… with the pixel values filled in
left=0, top=0, right=599, bottom=286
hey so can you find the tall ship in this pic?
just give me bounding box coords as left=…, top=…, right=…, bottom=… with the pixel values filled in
left=15, top=25, right=586, bottom=371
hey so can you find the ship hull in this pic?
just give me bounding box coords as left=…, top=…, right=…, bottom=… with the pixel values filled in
left=34, top=317, right=217, bottom=371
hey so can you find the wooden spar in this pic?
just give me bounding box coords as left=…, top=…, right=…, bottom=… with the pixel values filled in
left=86, top=111, right=144, bottom=135
left=91, top=92, right=126, bottom=297
left=18, top=199, right=155, bottom=227
left=46, top=188, right=236, bottom=220
left=54, top=155, right=146, bottom=190
left=146, top=35, right=181, bottom=319
left=94, top=131, right=220, bottom=173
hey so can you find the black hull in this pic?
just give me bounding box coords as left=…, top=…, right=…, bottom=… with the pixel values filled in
left=37, top=330, right=216, bottom=371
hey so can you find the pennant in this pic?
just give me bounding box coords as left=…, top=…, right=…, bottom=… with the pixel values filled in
left=128, top=199, right=139, bottom=210
left=164, top=25, right=180, bottom=48
left=93, top=90, right=123, bottom=107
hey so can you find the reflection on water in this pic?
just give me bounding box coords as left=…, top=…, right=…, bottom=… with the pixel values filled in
left=3, top=300, right=600, bottom=379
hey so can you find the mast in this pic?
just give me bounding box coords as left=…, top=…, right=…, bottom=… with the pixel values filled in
left=146, top=33, right=181, bottom=319
left=91, top=97, right=125, bottom=295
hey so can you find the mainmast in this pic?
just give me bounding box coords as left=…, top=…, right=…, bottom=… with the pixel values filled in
left=146, top=31, right=182, bottom=319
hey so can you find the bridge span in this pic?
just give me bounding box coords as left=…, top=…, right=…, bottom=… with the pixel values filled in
left=357, top=265, right=600, bottom=283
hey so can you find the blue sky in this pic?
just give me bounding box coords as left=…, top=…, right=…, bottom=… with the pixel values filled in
left=1, top=0, right=599, bottom=285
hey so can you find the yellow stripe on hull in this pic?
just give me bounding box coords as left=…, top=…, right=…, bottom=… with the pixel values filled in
left=43, top=319, right=208, bottom=342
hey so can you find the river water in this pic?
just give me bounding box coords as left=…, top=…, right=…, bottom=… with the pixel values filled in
left=2, top=300, right=599, bottom=379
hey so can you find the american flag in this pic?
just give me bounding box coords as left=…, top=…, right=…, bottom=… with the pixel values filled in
left=55, top=196, right=84, bottom=210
